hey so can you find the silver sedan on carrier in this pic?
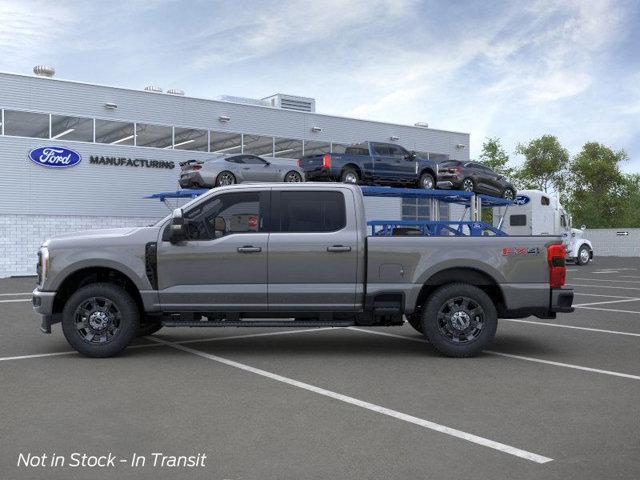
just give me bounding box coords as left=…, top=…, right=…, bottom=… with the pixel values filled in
left=179, top=154, right=305, bottom=188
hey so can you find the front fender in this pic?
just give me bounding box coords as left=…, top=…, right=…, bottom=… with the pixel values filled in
left=46, top=251, right=151, bottom=292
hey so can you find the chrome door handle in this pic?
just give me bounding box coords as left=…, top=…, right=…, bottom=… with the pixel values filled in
left=327, top=245, right=351, bottom=253
left=237, top=246, right=262, bottom=253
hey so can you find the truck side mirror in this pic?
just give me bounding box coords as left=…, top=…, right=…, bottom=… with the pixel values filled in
left=169, top=208, right=185, bottom=243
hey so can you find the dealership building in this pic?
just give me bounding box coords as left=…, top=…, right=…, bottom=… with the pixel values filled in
left=0, top=68, right=470, bottom=277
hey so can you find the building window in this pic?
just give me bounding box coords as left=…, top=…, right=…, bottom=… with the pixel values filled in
left=210, top=131, right=242, bottom=154
left=95, top=119, right=135, bottom=145
left=243, top=134, right=274, bottom=156
left=50, top=114, right=93, bottom=142
left=3, top=110, right=50, bottom=139
left=173, top=127, right=208, bottom=151
left=135, top=123, right=173, bottom=148
left=303, top=140, right=330, bottom=156
left=401, top=198, right=449, bottom=222
left=273, top=137, right=303, bottom=159
left=331, top=143, right=349, bottom=154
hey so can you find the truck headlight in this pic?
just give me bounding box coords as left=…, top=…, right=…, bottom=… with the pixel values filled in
left=38, top=247, right=49, bottom=287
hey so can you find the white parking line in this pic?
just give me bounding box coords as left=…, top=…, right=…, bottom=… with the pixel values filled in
left=149, top=336, right=553, bottom=464
left=567, top=284, right=640, bottom=291
left=348, top=328, right=640, bottom=381
left=0, top=327, right=337, bottom=362
left=574, top=306, right=640, bottom=315
left=573, top=298, right=640, bottom=307
left=0, top=298, right=31, bottom=304
left=574, top=292, right=639, bottom=299
left=0, top=292, right=33, bottom=296
left=502, top=319, right=640, bottom=338
left=572, top=278, right=640, bottom=284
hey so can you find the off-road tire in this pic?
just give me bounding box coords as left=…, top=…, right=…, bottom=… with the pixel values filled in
left=421, top=283, right=497, bottom=358
left=61, top=283, right=140, bottom=358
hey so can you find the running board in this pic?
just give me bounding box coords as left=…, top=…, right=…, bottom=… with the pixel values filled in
left=161, top=320, right=355, bottom=328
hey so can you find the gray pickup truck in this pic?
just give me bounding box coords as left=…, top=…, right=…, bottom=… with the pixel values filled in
left=32, top=183, right=574, bottom=358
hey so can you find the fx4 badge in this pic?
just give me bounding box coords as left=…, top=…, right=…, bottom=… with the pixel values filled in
left=502, top=247, right=541, bottom=256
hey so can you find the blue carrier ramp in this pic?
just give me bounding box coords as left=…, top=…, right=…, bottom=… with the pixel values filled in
left=145, top=186, right=511, bottom=236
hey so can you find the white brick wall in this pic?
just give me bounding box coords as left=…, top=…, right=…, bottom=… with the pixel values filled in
left=583, top=228, right=640, bottom=257
left=0, top=214, right=159, bottom=277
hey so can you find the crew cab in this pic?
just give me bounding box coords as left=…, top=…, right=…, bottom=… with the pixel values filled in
left=33, top=183, right=574, bottom=358
left=298, top=142, right=439, bottom=189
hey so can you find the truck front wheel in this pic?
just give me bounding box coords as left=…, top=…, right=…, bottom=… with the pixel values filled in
left=576, top=245, right=591, bottom=265
left=61, top=283, right=140, bottom=358
left=421, top=283, right=497, bottom=357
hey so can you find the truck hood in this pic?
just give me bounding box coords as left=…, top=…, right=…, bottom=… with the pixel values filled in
left=43, top=226, right=161, bottom=249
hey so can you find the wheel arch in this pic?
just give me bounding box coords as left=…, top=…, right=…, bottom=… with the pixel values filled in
left=414, top=267, right=505, bottom=316
left=52, top=266, right=144, bottom=316
left=342, top=163, right=362, bottom=178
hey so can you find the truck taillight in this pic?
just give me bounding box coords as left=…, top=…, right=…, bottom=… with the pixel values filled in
left=547, top=244, right=566, bottom=288
left=322, top=153, right=331, bottom=169
left=297, top=159, right=302, bottom=167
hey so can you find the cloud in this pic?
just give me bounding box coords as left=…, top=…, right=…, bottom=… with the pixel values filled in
left=0, top=1, right=76, bottom=66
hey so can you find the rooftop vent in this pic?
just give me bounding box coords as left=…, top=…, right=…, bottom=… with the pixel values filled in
left=33, top=65, right=55, bottom=78
left=262, top=93, right=316, bottom=113
left=217, top=95, right=270, bottom=107
left=167, top=88, right=185, bottom=96
left=414, top=122, right=429, bottom=128
left=144, top=85, right=163, bottom=93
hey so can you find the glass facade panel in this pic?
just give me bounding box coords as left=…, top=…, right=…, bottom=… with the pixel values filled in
left=51, top=115, right=93, bottom=142
left=173, top=127, right=208, bottom=151
left=243, top=134, right=274, bottom=156
left=95, top=119, right=135, bottom=145
left=210, top=131, right=242, bottom=154
left=273, top=137, right=303, bottom=159
left=4, top=110, right=49, bottom=138
left=135, top=123, right=173, bottom=148
left=303, top=140, right=331, bottom=156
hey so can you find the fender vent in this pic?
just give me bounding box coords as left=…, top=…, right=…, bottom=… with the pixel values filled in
left=145, top=242, right=158, bottom=289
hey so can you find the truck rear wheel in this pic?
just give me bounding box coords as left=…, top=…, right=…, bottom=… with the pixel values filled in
left=341, top=168, right=359, bottom=184
left=421, top=283, right=497, bottom=357
left=61, top=283, right=140, bottom=358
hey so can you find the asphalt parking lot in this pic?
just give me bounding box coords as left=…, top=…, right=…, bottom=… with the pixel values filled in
left=2, top=257, right=640, bottom=480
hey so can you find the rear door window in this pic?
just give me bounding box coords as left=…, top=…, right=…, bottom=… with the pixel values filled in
left=278, top=191, right=346, bottom=232
left=372, top=144, right=390, bottom=156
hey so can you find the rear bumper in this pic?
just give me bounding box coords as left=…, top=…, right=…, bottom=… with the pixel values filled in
left=500, top=284, right=574, bottom=319
left=303, top=167, right=337, bottom=181
left=550, top=288, right=574, bottom=313
left=179, top=172, right=208, bottom=188
left=436, top=178, right=463, bottom=190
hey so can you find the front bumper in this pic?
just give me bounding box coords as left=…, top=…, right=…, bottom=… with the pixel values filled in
left=32, top=288, right=58, bottom=334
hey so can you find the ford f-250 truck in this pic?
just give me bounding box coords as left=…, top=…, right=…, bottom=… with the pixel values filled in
left=32, top=183, right=574, bottom=358
left=299, top=142, right=439, bottom=189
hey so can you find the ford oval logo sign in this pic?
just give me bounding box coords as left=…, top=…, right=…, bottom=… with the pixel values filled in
left=28, top=146, right=82, bottom=168
left=514, top=195, right=530, bottom=206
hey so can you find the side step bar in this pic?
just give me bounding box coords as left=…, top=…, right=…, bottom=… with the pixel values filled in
left=161, top=320, right=356, bottom=328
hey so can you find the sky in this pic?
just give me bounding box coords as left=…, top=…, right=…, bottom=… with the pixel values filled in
left=1, top=0, right=639, bottom=171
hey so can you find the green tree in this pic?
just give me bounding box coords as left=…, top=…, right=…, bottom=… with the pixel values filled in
left=515, top=135, right=569, bottom=194
left=619, top=174, right=640, bottom=228
left=566, top=142, right=628, bottom=228
left=478, top=137, right=514, bottom=177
